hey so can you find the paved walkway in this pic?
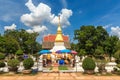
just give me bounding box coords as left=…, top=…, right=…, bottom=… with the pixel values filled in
left=0, top=73, right=120, bottom=80
left=52, top=63, right=59, bottom=72
left=52, top=67, right=59, bottom=72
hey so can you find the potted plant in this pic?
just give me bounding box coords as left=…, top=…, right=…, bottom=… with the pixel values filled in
left=82, top=57, right=96, bottom=74
left=8, top=59, right=19, bottom=73
left=23, top=58, right=34, bottom=74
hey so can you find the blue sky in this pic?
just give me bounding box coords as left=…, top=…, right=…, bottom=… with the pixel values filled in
left=0, top=0, right=120, bottom=43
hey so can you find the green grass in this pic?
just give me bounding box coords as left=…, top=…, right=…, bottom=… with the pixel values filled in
left=58, top=65, right=68, bottom=70
left=49, top=66, right=53, bottom=70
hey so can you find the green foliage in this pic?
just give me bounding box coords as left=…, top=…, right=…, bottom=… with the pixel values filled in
left=0, top=53, right=5, bottom=60
left=4, top=29, right=41, bottom=54
left=8, top=59, right=19, bottom=68
left=94, top=46, right=104, bottom=56
left=104, top=36, right=119, bottom=61
left=23, top=58, right=34, bottom=70
left=0, top=61, right=5, bottom=67
left=4, top=36, right=20, bottom=54
left=74, top=25, right=119, bottom=59
left=82, top=57, right=96, bottom=70
left=16, top=49, right=23, bottom=55
left=116, top=40, right=120, bottom=50
left=0, top=36, right=6, bottom=53
left=78, top=49, right=86, bottom=56
left=74, top=26, right=108, bottom=55
left=114, top=50, right=120, bottom=64
left=117, top=64, right=120, bottom=69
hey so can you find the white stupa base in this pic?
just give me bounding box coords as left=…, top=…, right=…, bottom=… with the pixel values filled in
left=50, top=42, right=66, bottom=52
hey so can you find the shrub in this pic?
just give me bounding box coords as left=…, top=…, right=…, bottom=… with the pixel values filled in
left=8, top=59, right=19, bottom=71
left=23, top=58, right=34, bottom=70
left=8, top=59, right=19, bottom=67
left=82, top=57, right=96, bottom=70
left=16, top=49, right=23, bottom=56
left=0, top=61, right=5, bottom=67
left=0, top=53, right=5, bottom=60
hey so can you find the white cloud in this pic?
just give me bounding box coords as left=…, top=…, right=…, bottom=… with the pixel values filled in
left=21, top=0, right=72, bottom=33
left=26, top=25, right=47, bottom=33
left=33, top=26, right=47, bottom=33
left=26, top=29, right=34, bottom=33
left=111, top=26, right=120, bottom=39
left=21, top=0, right=54, bottom=27
left=4, top=24, right=16, bottom=31
left=51, top=8, right=72, bottom=28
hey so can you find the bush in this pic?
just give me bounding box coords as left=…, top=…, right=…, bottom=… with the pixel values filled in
left=8, top=59, right=19, bottom=71
left=23, top=58, right=34, bottom=70
left=0, top=61, right=5, bottom=67
left=82, top=57, right=96, bottom=70
left=16, top=49, right=23, bottom=55
left=0, top=53, right=5, bottom=60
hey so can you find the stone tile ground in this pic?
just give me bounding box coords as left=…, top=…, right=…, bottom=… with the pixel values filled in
left=0, top=73, right=120, bottom=80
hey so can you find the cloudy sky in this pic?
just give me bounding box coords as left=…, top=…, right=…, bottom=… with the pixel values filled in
left=0, top=0, right=120, bottom=42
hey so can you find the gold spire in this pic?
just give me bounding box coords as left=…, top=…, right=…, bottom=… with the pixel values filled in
left=55, top=16, right=64, bottom=42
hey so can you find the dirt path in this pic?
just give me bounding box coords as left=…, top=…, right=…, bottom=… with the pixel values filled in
left=0, top=73, right=120, bottom=80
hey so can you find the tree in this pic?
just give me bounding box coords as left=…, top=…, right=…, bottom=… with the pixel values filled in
left=74, top=25, right=109, bottom=56
left=114, top=50, right=120, bottom=64
left=4, top=36, right=20, bottom=54
left=4, top=29, right=41, bottom=54
left=79, top=49, right=86, bottom=56
left=116, top=40, right=120, bottom=50
left=0, top=53, right=5, bottom=60
left=103, top=36, right=119, bottom=61
left=70, top=42, right=78, bottom=51
left=94, top=46, right=104, bottom=56
left=0, top=36, right=6, bottom=53
left=114, top=40, right=120, bottom=64
left=16, top=49, right=23, bottom=56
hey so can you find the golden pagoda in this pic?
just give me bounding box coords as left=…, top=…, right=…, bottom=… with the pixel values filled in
left=50, top=16, right=66, bottom=52
left=42, top=16, right=71, bottom=51
left=55, top=16, right=64, bottom=42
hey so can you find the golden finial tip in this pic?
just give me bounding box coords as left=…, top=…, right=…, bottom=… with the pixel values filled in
left=58, top=15, right=60, bottom=23
left=58, top=16, right=60, bottom=20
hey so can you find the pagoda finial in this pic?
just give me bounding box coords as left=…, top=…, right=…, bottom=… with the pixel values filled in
left=57, top=15, right=62, bottom=34
left=58, top=15, right=60, bottom=26
left=55, top=15, right=63, bottom=42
